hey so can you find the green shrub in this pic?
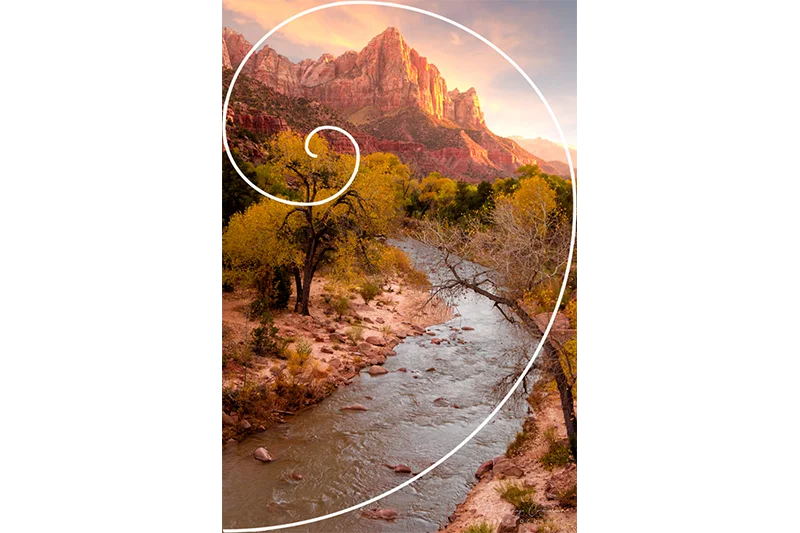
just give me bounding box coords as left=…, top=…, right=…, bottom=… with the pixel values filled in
left=345, top=326, right=363, bottom=345
left=250, top=315, right=285, bottom=358
left=556, top=483, right=577, bottom=508
left=358, top=281, right=382, bottom=304
left=253, top=266, right=292, bottom=311
left=540, top=427, right=574, bottom=469
left=330, top=295, right=350, bottom=318
left=295, top=339, right=313, bottom=358
left=464, top=522, right=495, bottom=533
left=495, top=482, right=544, bottom=520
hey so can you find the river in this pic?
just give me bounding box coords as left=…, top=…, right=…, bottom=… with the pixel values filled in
left=222, top=239, right=528, bottom=532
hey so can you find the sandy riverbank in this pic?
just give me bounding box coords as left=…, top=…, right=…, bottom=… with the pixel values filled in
left=440, top=392, right=577, bottom=533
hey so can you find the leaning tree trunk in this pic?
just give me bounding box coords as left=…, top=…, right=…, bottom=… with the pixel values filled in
left=543, top=340, right=577, bottom=459
left=457, top=279, right=577, bottom=460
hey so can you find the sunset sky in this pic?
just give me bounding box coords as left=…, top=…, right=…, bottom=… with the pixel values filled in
left=222, top=0, right=577, bottom=147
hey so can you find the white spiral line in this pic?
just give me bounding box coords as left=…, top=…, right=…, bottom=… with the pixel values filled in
left=221, top=2, right=577, bottom=532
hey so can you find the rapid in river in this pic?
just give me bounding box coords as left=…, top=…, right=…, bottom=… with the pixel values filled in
left=223, top=239, right=529, bottom=532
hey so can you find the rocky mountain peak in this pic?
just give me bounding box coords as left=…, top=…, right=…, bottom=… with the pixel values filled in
left=222, top=27, right=488, bottom=130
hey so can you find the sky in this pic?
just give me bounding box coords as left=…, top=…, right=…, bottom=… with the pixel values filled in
left=222, top=0, right=577, bottom=147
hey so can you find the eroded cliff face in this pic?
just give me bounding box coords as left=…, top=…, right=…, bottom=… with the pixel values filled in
left=222, top=27, right=567, bottom=181
left=223, top=27, right=486, bottom=130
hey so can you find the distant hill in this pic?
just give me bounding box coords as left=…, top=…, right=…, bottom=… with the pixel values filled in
left=508, top=136, right=577, bottom=170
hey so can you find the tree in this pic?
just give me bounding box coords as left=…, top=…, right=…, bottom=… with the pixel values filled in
left=223, top=131, right=400, bottom=315
left=416, top=171, right=576, bottom=457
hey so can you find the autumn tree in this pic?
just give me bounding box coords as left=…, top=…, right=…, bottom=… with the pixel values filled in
left=223, top=131, right=400, bottom=315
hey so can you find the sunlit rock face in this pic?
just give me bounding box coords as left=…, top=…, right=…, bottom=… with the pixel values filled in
left=223, top=27, right=568, bottom=182
left=223, top=27, right=487, bottom=130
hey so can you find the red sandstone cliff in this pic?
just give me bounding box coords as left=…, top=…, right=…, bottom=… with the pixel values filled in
left=222, top=27, right=567, bottom=181
left=224, top=27, right=486, bottom=130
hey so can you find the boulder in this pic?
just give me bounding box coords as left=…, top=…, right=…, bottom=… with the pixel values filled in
left=328, top=357, right=342, bottom=369
left=365, top=336, right=387, bottom=346
left=368, top=365, right=388, bottom=376
left=238, top=419, right=252, bottom=430
left=222, top=412, right=236, bottom=426
left=363, top=317, right=374, bottom=324
left=496, top=513, right=518, bottom=533
left=475, top=459, right=494, bottom=479
left=369, top=354, right=387, bottom=365
left=492, top=456, right=524, bottom=478
left=426, top=367, right=436, bottom=372
left=385, top=349, right=397, bottom=356
left=431, top=338, right=441, bottom=345
left=253, top=447, right=273, bottom=462
left=375, top=317, right=385, bottom=324
left=426, top=331, right=436, bottom=336
left=321, top=346, right=334, bottom=354
left=357, top=342, right=374, bottom=354
left=461, top=326, right=475, bottom=331
left=393, top=464, right=412, bottom=473
left=361, top=508, right=398, bottom=520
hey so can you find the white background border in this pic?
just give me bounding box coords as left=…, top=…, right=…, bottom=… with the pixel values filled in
left=2, top=1, right=798, bottom=533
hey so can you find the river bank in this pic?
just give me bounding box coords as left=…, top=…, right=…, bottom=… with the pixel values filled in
left=440, top=391, right=577, bottom=533
left=222, top=268, right=452, bottom=443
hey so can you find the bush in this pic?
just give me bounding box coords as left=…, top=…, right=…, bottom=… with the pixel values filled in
left=556, top=483, right=577, bottom=508
left=358, top=281, right=382, bottom=304
left=540, top=427, right=574, bottom=469
left=345, top=326, right=363, bottom=345
left=287, top=349, right=310, bottom=375
left=253, top=266, right=292, bottom=311
left=495, top=482, right=544, bottom=521
left=464, top=522, right=495, bottom=533
left=250, top=315, right=285, bottom=358
left=330, top=295, right=350, bottom=318
left=295, top=339, right=313, bottom=358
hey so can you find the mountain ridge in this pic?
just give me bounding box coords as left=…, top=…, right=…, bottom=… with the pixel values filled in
left=223, top=27, right=572, bottom=181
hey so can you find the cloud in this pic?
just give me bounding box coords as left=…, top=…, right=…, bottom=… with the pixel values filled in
left=449, top=32, right=462, bottom=45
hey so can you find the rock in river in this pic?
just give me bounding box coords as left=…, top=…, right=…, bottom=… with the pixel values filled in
left=253, top=447, right=273, bottom=462
left=341, top=404, right=368, bottom=411
left=361, top=508, right=398, bottom=520
left=368, top=365, right=388, bottom=376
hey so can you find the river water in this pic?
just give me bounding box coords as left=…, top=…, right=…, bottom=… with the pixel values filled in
left=222, top=239, right=528, bottom=532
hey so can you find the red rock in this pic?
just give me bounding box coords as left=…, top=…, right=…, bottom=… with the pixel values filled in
left=365, top=336, right=387, bottom=346
left=341, top=404, right=368, bottom=411
left=253, top=447, right=273, bottom=462
left=475, top=459, right=493, bottom=479
left=361, top=508, right=398, bottom=520
left=368, top=365, right=388, bottom=376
